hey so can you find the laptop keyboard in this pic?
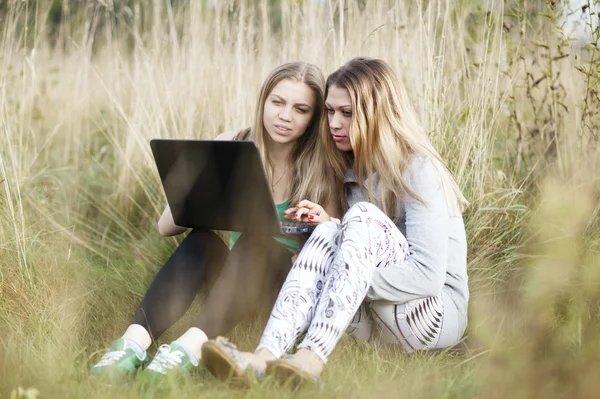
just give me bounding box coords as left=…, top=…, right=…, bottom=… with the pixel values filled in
left=280, top=220, right=317, bottom=235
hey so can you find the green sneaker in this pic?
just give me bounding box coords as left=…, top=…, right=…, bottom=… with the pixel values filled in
left=138, top=342, right=199, bottom=382
left=90, top=338, right=148, bottom=380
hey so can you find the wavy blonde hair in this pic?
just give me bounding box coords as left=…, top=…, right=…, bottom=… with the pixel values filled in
left=235, top=62, right=338, bottom=208
left=324, top=57, right=468, bottom=219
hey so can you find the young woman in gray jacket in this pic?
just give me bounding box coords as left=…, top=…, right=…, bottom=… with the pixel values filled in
left=202, top=57, right=469, bottom=387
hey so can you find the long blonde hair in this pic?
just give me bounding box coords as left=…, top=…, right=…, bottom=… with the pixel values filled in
left=235, top=62, right=338, bottom=207
left=324, top=57, right=468, bottom=219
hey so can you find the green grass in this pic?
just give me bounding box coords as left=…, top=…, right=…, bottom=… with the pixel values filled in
left=1, top=0, right=600, bottom=398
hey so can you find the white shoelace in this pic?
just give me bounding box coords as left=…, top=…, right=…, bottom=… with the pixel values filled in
left=146, top=345, right=184, bottom=374
left=94, top=350, right=126, bottom=368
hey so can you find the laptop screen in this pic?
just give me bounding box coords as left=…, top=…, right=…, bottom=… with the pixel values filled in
left=151, top=139, right=281, bottom=235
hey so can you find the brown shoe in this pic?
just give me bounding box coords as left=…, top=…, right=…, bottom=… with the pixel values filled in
left=201, top=337, right=264, bottom=388
left=265, top=355, right=320, bottom=389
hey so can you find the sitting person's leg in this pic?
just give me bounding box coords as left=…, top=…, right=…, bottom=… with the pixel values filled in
left=260, top=203, right=408, bottom=361
left=90, top=229, right=229, bottom=377
left=281, top=203, right=408, bottom=368
left=142, top=232, right=295, bottom=377
left=131, top=229, right=229, bottom=344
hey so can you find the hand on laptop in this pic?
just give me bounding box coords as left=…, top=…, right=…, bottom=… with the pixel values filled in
left=285, top=200, right=338, bottom=224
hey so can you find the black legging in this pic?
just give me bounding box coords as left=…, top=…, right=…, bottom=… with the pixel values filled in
left=131, top=229, right=293, bottom=340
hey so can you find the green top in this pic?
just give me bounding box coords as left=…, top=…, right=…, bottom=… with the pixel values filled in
left=228, top=201, right=300, bottom=254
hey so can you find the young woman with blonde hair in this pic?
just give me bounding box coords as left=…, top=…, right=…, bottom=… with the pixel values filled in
left=90, top=61, right=341, bottom=380
left=202, top=57, right=469, bottom=386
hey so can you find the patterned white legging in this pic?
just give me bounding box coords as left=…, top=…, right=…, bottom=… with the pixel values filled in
left=256, top=202, right=446, bottom=363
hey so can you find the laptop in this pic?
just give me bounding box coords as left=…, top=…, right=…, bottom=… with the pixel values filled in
left=150, top=139, right=317, bottom=236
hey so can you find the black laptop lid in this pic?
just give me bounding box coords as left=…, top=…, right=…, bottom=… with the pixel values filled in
left=150, top=139, right=281, bottom=235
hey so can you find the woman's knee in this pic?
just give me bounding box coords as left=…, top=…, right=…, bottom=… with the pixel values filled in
left=312, top=220, right=341, bottom=237
left=163, top=229, right=228, bottom=278
left=180, top=229, right=228, bottom=256
left=342, top=202, right=385, bottom=223
left=186, top=229, right=224, bottom=246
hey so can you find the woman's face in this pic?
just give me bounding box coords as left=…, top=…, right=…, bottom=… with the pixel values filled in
left=325, top=84, right=353, bottom=152
left=262, top=79, right=316, bottom=146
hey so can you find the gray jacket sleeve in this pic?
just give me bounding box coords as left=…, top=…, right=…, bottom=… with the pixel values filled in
left=366, top=157, right=449, bottom=303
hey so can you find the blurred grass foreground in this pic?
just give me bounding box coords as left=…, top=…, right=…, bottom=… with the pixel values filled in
left=1, top=0, right=600, bottom=398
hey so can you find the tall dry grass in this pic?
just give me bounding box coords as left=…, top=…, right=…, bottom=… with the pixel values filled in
left=0, top=0, right=599, bottom=398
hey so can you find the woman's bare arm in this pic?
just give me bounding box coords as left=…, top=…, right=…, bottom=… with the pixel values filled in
left=157, top=205, right=188, bottom=236
left=214, top=131, right=238, bottom=140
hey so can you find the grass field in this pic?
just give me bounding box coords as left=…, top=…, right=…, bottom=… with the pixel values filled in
left=1, top=0, right=600, bottom=398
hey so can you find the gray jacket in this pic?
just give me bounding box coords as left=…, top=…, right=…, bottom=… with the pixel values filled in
left=344, top=156, right=469, bottom=326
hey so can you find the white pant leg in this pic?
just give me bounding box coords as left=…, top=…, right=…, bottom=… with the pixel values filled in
left=297, top=202, right=409, bottom=362
left=256, top=222, right=341, bottom=358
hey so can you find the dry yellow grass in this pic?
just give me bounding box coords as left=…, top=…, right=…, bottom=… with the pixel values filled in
left=1, top=1, right=599, bottom=398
